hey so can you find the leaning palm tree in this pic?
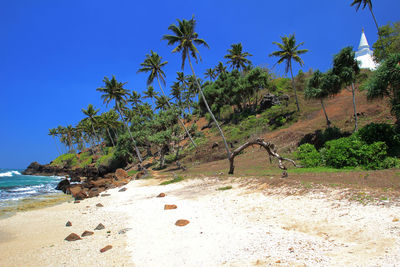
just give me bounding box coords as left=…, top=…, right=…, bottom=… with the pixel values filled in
left=224, top=43, right=253, bottom=71
left=270, top=34, right=308, bottom=112
left=48, top=128, right=62, bottom=155
left=350, top=0, right=386, bottom=57
left=81, top=104, right=101, bottom=145
left=163, top=16, right=231, bottom=161
left=137, top=50, right=197, bottom=148
left=96, top=75, right=143, bottom=164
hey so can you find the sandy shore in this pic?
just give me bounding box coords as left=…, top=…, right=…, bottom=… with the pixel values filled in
left=1, top=176, right=400, bottom=266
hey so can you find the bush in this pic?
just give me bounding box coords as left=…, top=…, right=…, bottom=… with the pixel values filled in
left=298, top=127, right=349, bottom=150
left=295, top=144, right=322, bottom=167
left=51, top=153, right=78, bottom=168
left=357, top=123, right=400, bottom=156
left=321, top=136, right=388, bottom=169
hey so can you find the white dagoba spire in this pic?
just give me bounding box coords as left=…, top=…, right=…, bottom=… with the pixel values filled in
left=355, top=28, right=378, bottom=70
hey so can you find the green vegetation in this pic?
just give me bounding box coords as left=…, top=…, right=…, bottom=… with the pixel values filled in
left=373, top=21, right=400, bottom=62
left=160, top=176, right=184, bottom=185
left=217, top=185, right=232, bottom=191
left=51, top=153, right=78, bottom=168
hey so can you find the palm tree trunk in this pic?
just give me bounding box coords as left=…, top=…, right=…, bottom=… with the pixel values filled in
left=187, top=55, right=231, bottom=159
left=156, top=77, right=197, bottom=148
left=106, top=128, right=115, bottom=147
left=351, top=83, right=358, bottom=132
left=53, top=137, right=62, bottom=156
left=370, top=9, right=386, bottom=57
left=116, top=102, right=143, bottom=164
left=320, top=99, right=331, bottom=127
left=289, top=63, right=300, bottom=112
left=90, top=122, right=99, bottom=145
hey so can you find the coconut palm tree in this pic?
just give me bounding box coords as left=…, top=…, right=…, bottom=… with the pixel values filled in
left=214, top=61, right=227, bottom=76
left=48, top=128, right=62, bottom=155
left=138, top=50, right=197, bottom=148
left=163, top=16, right=231, bottom=161
left=96, top=75, right=144, bottom=164
left=270, top=34, right=308, bottom=112
left=224, top=43, right=253, bottom=71
left=204, top=68, right=216, bottom=80
left=81, top=104, right=101, bottom=145
left=143, top=85, right=158, bottom=106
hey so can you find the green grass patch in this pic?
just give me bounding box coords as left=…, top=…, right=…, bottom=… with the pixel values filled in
left=128, top=169, right=138, bottom=176
left=160, top=176, right=184, bottom=185
left=217, top=185, right=232, bottom=191
left=51, top=153, right=78, bottom=167
left=287, top=167, right=360, bottom=174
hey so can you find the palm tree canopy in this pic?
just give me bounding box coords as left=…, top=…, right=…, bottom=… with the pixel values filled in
left=137, top=50, right=168, bottom=86
left=96, top=75, right=129, bottom=107
left=224, top=43, right=253, bottom=70
left=351, top=0, right=372, bottom=11
left=204, top=68, right=216, bottom=80
left=143, top=85, right=157, bottom=99
left=162, top=16, right=209, bottom=69
left=215, top=62, right=227, bottom=75
left=269, top=34, right=308, bottom=74
left=82, top=104, right=99, bottom=120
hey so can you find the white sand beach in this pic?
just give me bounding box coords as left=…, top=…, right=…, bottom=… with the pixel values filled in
left=1, top=177, right=400, bottom=266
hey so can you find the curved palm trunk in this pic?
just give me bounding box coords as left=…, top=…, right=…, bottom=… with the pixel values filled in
left=320, top=99, right=331, bottom=127
left=289, top=63, right=301, bottom=112
left=351, top=83, right=358, bottom=132
left=106, top=128, right=115, bottom=147
left=370, top=9, right=386, bottom=57
left=53, top=137, right=62, bottom=156
left=187, top=55, right=231, bottom=160
left=156, top=77, right=197, bottom=148
left=116, top=102, right=143, bottom=164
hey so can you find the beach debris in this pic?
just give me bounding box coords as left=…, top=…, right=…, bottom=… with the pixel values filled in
left=275, top=260, right=281, bottom=263
left=81, top=231, right=94, bottom=237
left=101, top=194, right=111, bottom=197
left=95, top=223, right=105, bottom=230
left=65, top=221, right=72, bottom=227
left=64, top=233, right=81, bottom=241
left=157, top=193, right=166, bottom=198
left=100, top=245, right=112, bottom=253
left=74, top=200, right=80, bottom=204
left=164, top=204, right=177, bottom=210
left=96, top=203, right=104, bottom=207
left=118, top=228, right=132, bottom=235
left=175, top=219, right=190, bottom=226
left=118, top=187, right=127, bottom=192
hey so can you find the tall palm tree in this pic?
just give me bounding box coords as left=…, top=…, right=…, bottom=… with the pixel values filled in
left=48, top=128, right=62, bottom=155
left=270, top=34, right=308, bottom=112
left=138, top=50, right=197, bottom=148
left=96, top=75, right=144, bottom=164
left=163, top=16, right=231, bottom=161
left=214, top=61, right=227, bottom=76
left=204, top=68, right=216, bottom=80
left=350, top=0, right=386, bottom=56
left=81, top=104, right=101, bottom=145
left=143, top=85, right=158, bottom=106
left=224, top=43, right=253, bottom=70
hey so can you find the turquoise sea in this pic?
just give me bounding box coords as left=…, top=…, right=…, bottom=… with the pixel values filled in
left=0, top=168, right=65, bottom=208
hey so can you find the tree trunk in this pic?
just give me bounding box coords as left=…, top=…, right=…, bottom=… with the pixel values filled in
left=320, top=99, right=331, bottom=127
left=289, top=63, right=300, bottom=112
left=351, top=83, right=358, bottom=132
left=116, top=102, right=143, bottom=164
left=156, top=77, right=197, bottom=148
left=370, top=9, right=386, bottom=57
left=187, top=55, right=231, bottom=159
left=106, top=128, right=115, bottom=147
left=228, top=138, right=299, bottom=175
left=53, top=137, right=62, bottom=156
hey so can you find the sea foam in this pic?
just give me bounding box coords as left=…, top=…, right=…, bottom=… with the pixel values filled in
left=0, top=171, right=21, bottom=177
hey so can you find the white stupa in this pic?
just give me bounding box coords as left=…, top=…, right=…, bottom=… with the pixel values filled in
left=354, top=29, right=378, bottom=70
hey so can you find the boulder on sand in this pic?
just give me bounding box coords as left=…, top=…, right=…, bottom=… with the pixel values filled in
left=81, top=230, right=94, bottom=237
left=65, top=221, right=72, bottom=227
left=94, top=223, right=105, bottom=230
left=64, top=233, right=81, bottom=241
left=55, top=179, right=70, bottom=193
left=157, top=193, right=166, bottom=198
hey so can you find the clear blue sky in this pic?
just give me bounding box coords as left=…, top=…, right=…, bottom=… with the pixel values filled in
left=0, top=0, right=399, bottom=169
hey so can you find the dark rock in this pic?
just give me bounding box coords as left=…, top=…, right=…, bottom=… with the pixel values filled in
left=211, top=142, right=219, bottom=149
left=259, top=93, right=282, bottom=110
left=94, top=223, right=105, bottom=230
left=64, top=233, right=81, bottom=241
left=81, top=231, right=94, bottom=237
left=164, top=204, right=177, bottom=210
left=69, top=176, right=81, bottom=183
left=118, top=187, right=127, bottom=192
left=66, top=221, right=72, bottom=227
left=74, top=200, right=80, bottom=204
left=55, top=179, right=70, bottom=193
left=157, top=193, right=166, bottom=198
left=96, top=203, right=103, bottom=207
left=118, top=228, right=132, bottom=234
left=175, top=219, right=190, bottom=226
left=115, top=168, right=128, bottom=180
left=100, top=245, right=112, bottom=253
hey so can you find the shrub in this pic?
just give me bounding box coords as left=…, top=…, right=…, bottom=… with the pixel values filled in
left=79, top=157, right=92, bottom=168
left=295, top=144, right=322, bottom=167
left=357, top=123, right=400, bottom=156
left=51, top=153, right=78, bottom=168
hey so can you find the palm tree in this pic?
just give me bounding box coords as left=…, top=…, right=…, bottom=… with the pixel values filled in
left=155, top=95, right=170, bottom=111
left=138, top=50, right=197, bottom=148
left=163, top=16, right=231, bottom=162
left=350, top=0, right=386, bottom=57
left=224, top=43, right=253, bottom=70
left=214, top=61, right=227, bottom=76
left=270, top=34, right=308, bottom=112
left=48, top=128, right=62, bottom=155
left=96, top=75, right=144, bottom=164
left=81, top=104, right=101, bottom=145
left=143, top=85, right=158, bottom=106
left=204, top=68, right=216, bottom=80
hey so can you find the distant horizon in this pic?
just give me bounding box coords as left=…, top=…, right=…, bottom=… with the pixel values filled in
left=1, top=0, right=399, bottom=168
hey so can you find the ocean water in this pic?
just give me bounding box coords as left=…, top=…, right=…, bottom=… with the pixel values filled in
left=0, top=168, right=65, bottom=208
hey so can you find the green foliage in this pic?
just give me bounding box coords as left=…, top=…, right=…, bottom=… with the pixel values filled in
left=51, top=153, right=78, bottom=168
left=295, top=144, right=322, bottom=167
left=299, top=126, right=349, bottom=150
left=373, top=21, right=400, bottom=62
left=114, top=132, right=135, bottom=164
left=128, top=169, right=138, bottom=176
left=79, top=157, right=93, bottom=168
left=357, top=123, right=400, bottom=156
left=217, top=186, right=232, bottom=191
left=160, top=176, right=184, bottom=185
left=321, top=136, right=387, bottom=169
left=97, top=150, right=116, bottom=168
